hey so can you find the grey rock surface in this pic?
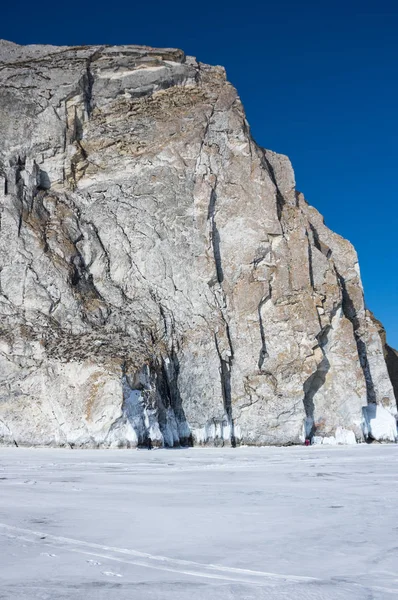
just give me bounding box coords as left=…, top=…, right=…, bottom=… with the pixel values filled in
left=368, top=312, right=398, bottom=410
left=0, top=39, right=396, bottom=447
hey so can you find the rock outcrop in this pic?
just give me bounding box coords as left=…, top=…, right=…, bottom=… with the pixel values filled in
left=0, top=40, right=396, bottom=447
left=369, top=312, right=398, bottom=410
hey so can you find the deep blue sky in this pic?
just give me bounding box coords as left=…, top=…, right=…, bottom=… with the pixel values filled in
left=2, top=0, right=397, bottom=345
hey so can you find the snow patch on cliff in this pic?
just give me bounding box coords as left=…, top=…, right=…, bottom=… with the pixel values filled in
left=363, top=403, right=397, bottom=442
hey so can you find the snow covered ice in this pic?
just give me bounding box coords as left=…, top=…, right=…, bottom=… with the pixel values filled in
left=0, top=445, right=397, bottom=599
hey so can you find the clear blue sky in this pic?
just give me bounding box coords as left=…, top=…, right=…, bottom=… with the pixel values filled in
left=2, top=0, right=397, bottom=345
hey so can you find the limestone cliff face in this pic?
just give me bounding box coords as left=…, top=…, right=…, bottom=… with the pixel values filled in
left=0, top=40, right=396, bottom=447
left=368, top=313, right=398, bottom=411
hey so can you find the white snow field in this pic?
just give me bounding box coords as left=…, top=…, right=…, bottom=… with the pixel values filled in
left=0, top=445, right=397, bottom=600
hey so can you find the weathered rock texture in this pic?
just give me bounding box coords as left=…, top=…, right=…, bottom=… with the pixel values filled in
left=369, top=312, right=398, bottom=411
left=0, top=40, right=396, bottom=447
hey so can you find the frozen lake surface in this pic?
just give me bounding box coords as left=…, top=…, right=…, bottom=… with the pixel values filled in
left=0, top=445, right=397, bottom=599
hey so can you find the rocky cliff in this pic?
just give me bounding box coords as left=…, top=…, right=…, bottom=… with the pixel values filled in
left=0, top=40, right=396, bottom=447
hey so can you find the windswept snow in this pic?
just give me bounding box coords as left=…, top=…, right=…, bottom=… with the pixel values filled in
left=0, top=445, right=397, bottom=599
